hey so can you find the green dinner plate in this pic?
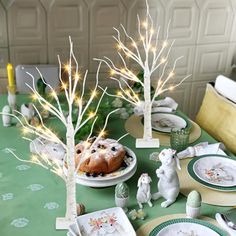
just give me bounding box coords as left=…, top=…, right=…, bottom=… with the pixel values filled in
left=149, top=218, right=228, bottom=236
left=188, top=155, right=236, bottom=192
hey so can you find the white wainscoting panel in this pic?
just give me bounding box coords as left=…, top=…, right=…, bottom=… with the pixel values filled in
left=196, top=0, right=234, bottom=44
left=10, top=45, right=47, bottom=65
left=7, top=0, right=46, bottom=46
left=161, top=0, right=199, bottom=45
left=0, top=2, right=7, bottom=47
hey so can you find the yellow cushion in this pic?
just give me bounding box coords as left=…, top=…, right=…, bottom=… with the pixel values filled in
left=196, top=84, right=236, bottom=154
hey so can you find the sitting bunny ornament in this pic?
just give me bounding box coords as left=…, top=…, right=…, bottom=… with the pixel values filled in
left=136, top=173, right=153, bottom=209
left=20, top=103, right=35, bottom=122
left=152, top=148, right=181, bottom=208
left=2, top=105, right=12, bottom=127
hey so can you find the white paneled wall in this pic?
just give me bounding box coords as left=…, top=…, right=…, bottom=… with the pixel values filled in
left=0, top=0, right=235, bottom=118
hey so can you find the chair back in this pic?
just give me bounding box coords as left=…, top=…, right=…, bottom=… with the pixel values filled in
left=15, top=64, right=59, bottom=93
left=196, top=83, right=236, bottom=154
left=215, top=75, right=236, bottom=103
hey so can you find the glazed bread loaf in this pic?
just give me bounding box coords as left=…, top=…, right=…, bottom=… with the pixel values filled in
left=75, top=137, right=126, bottom=174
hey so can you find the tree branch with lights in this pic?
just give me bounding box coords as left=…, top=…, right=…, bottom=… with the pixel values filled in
left=95, top=0, right=191, bottom=148
left=1, top=37, right=119, bottom=229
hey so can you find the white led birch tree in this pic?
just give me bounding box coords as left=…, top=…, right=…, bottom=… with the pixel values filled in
left=95, top=0, right=191, bottom=148
left=1, top=37, right=118, bottom=230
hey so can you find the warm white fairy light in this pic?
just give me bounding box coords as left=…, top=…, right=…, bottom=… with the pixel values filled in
left=162, top=41, right=168, bottom=48
left=169, top=71, right=174, bottom=78
left=50, top=90, right=57, bottom=98
left=161, top=58, right=166, bottom=64
left=22, top=127, right=29, bottom=135
left=117, top=43, right=122, bottom=50
left=64, top=64, right=70, bottom=72
left=31, top=94, right=38, bottom=101
left=94, top=0, right=191, bottom=146
left=61, top=82, right=68, bottom=90
left=88, top=111, right=95, bottom=118
left=91, top=90, right=97, bottom=98
left=74, top=72, right=80, bottom=80
left=110, top=69, right=116, bottom=76
left=142, top=21, right=148, bottom=28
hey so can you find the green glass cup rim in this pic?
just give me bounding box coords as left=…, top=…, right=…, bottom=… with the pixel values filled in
left=171, top=127, right=191, bottom=134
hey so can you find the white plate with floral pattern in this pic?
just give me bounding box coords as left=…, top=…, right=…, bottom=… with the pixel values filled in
left=150, top=218, right=227, bottom=236
left=67, top=207, right=136, bottom=236
left=154, top=222, right=220, bottom=236
left=151, top=113, right=187, bottom=133
left=193, top=156, right=236, bottom=187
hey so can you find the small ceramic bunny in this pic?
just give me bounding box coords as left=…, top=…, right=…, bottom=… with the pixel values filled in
left=2, top=105, right=11, bottom=127
left=136, top=173, right=153, bottom=209
left=20, top=103, right=35, bottom=122
left=152, top=148, right=181, bottom=208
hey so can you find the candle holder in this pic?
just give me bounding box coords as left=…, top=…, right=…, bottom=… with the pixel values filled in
left=7, top=85, right=16, bottom=112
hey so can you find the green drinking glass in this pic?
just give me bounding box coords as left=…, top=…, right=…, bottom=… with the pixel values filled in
left=170, top=128, right=190, bottom=152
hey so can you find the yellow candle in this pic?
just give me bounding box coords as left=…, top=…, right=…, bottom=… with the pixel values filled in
left=7, top=63, right=14, bottom=87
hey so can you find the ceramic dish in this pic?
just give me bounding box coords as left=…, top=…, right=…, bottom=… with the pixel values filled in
left=75, top=163, right=137, bottom=187
left=67, top=207, right=136, bottom=236
left=64, top=146, right=137, bottom=187
left=188, top=155, right=236, bottom=192
left=149, top=218, right=227, bottom=236
left=151, top=112, right=188, bottom=133
left=193, top=156, right=236, bottom=187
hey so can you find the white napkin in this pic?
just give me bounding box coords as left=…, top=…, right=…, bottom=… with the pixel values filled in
left=133, top=97, right=178, bottom=116
left=177, top=142, right=227, bottom=159
left=152, top=107, right=174, bottom=113
left=153, top=97, right=178, bottom=110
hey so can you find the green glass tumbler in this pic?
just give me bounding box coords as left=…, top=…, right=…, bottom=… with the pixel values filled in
left=170, top=128, right=190, bottom=152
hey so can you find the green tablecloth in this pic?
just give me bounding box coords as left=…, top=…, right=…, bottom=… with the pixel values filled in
left=0, top=94, right=234, bottom=236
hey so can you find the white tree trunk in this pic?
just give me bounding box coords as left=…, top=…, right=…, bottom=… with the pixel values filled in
left=56, top=121, right=77, bottom=229
left=65, top=122, right=77, bottom=221
left=143, top=69, right=152, bottom=140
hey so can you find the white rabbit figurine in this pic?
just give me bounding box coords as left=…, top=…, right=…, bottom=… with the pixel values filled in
left=20, top=103, right=35, bottom=122
left=136, top=173, right=153, bottom=209
left=152, top=148, right=181, bottom=208
left=2, top=105, right=12, bottom=127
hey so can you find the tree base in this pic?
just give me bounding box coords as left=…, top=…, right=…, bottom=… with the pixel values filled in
left=56, top=217, right=75, bottom=230
left=136, top=138, right=160, bottom=148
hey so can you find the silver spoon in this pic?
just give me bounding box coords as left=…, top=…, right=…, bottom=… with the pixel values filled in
left=220, top=213, right=236, bottom=230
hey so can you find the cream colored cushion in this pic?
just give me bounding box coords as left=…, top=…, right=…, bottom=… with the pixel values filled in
left=196, top=84, right=236, bottom=154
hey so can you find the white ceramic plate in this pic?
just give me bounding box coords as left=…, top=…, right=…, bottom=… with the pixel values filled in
left=64, top=147, right=137, bottom=187
left=68, top=207, right=136, bottom=236
left=156, top=222, right=220, bottom=236
left=193, top=156, right=236, bottom=187
left=151, top=113, right=187, bottom=133
left=75, top=164, right=137, bottom=187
